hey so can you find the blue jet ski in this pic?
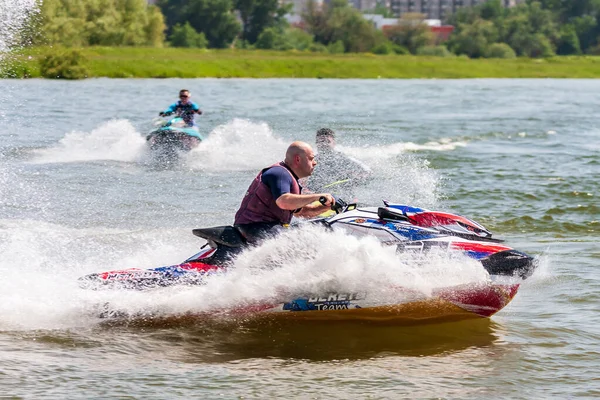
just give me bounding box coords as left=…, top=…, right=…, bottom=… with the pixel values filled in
left=147, top=117, right=205, bottom=155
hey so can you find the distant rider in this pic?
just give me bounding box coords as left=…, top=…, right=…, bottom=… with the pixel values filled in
left=234, top=141, right=335, bottom=243
left=306, top=128, right=372, bottom=193
left=159, top=89, right=202, bottom=127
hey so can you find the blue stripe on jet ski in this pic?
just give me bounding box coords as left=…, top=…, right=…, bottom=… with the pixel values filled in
left=361, top=218, right=438, bottom=241
left=386, top=204, right=425, bottom=213
left=151, top=265, right=191, bottom=277
left=463, top=251, right=492, bottom=260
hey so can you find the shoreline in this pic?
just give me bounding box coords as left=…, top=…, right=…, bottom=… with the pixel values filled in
left=3, top=47, right=600, bottom=79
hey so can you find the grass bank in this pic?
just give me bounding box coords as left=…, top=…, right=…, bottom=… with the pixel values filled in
left=4, top=46, right=600, bottom=79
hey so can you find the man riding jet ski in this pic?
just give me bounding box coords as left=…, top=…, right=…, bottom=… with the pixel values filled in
left=147, top=89, right=205, bottom=157
left=159, top=89, right=203, bottom=127
left=79, top=196, right=537, bottom=322
left=78, top=142, right=537, bottom=322
left=232, top=141, right=335, bottom=243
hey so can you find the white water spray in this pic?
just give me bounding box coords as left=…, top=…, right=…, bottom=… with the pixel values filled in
left=0, top=0, right=38, bottom=56
left=0, top=0, right=39, bottom=125
left=30, top=119, right=148, bottom=163
left=93, top=226, right=489, bottom=319
left=0, top=221, right=490, bottom=330
left=186, top=118, right=288, bottom=172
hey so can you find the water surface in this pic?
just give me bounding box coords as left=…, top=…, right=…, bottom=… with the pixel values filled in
left=0, top=78, right=598, bottom=398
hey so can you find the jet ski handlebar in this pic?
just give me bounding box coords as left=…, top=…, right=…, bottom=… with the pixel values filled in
left=319, top=196, right=348, bottom=214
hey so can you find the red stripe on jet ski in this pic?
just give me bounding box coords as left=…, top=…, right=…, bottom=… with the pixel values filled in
left=179, top=261, right=220, bottom=273
left=437, top=283, right=520, bottom=317
left=409, top=212, right=483, bottom=228
left=99, top=269, right=143, bottom=280
left=450, top=242, right=511, bottom=254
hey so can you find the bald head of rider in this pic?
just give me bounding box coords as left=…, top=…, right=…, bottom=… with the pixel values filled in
left=284, top=141, right=317, bottom=179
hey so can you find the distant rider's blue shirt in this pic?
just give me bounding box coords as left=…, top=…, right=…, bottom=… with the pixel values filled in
left=163, top=101, right=200, bottom=126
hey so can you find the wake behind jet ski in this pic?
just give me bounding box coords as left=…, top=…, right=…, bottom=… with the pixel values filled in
left=79, top=199, right=538, bottom=324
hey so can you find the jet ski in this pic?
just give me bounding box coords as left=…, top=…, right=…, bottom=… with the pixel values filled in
left=146, top=117, right=205, bottom=157
left=79, top=200, right=538, bottom=324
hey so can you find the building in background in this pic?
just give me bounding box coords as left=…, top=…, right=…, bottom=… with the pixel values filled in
left=365, top=14, right=455, bottom=42
left=389, top=0, right=524, bottom=20
left=284, top=0, right=325, bottom=15
left=349, top=0, right=378, bottom=11
left=148, top=0, right=523, bottom=16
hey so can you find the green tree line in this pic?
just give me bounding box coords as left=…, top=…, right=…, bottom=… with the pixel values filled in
left=26, top=0, right=600, bottom=56
left=446, top=0, right=600, bottom=57
left=37, top=0, right=165, bottom=46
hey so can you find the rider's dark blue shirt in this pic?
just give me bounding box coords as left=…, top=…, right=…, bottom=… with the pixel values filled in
left=261, top=164, right=301, bottom=200
left=164, top=101, right=200, bottom=126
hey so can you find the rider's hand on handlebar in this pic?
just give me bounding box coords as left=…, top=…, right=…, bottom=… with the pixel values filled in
left=319, top=195, right=347, bottom=214
left=318, top=194, right=335, bottom=207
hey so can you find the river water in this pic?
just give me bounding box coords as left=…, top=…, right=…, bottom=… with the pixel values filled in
left=0, top=78, right=598, bottom=398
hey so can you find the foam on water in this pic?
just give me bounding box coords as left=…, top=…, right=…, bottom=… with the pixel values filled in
left=22, top=117, right=441, bottom=209
left=0, top=218, right=200, bottom=330
left=30, top=119, right=147, bottom=163
left=28, top=118, right=289, bottom=170
left=186, top=118, right=288, bottom=172
left=342, top=139, right=468, bottom=158
left=0, top=220, right=490, bottom=330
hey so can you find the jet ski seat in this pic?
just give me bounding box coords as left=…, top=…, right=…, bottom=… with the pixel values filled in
left=192, top=226, right=246, bottom=248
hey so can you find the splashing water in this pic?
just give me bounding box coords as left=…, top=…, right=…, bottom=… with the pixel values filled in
left=0, top=0, right=39, bottom=127
left=186, top=118, right=288, bottom=172
left=29, top=118, right=289, bottom=169
left=216, top=224, right=488, bottom=296
left=0, top=218, right=200, bottom=330
left=97, top=226, right=489, bottom=319
left=24, top=116, right=441, bottom=211
left=0, top=0, right=38, bottom=56
left=0, top=220, right=491, bottom=330
left=30, top=119, right=148, bottom=163
left=338, top=143, right=440, bottom=207
left=0, top=0, right=38, bottom=72
left=342, top=138, right=468, bottom=158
